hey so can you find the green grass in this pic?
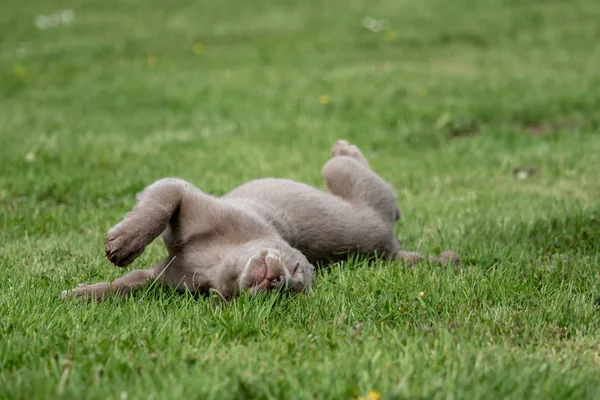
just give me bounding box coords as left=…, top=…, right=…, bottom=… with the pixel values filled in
left=2, top=0, right=600, bottom=398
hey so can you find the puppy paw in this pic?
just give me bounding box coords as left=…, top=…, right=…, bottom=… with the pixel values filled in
left=439, top=250, right=460, bottom=268
left=331, top=140, right=369, bottom=166
left=395, top=250, right=426, bottom=267
left=105, top=223, right=147, bottom=267
left=61, top=283, right=110, bottom=302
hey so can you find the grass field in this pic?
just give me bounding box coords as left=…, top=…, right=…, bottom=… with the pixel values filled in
left=2, top=0, right=600, bottom=398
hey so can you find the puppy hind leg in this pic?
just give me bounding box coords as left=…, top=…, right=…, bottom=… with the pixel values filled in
left=323, top=155, right=398, bottom=223
left=331, top=139, right=370, bottom=167
left=105, top=178, right=222, bottom=267
left=394, top=249, right=460, bottom=268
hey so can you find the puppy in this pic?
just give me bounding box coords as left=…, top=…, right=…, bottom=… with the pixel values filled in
left=61, top=140, right=458, bottom=301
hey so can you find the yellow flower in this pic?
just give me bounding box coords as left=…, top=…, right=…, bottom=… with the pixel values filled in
left=384, top=30, right=397, bottom=42
left=192, top=42, right=205, bottom=55
left=319, top=94, right=331, bottom=105
left=13, top=65, right=27, bottom=78
left=147, top=55, right=157, bottom=67
left=419, top=291, right=425, bottom=297
left=359, top=390, right=381, bottom=400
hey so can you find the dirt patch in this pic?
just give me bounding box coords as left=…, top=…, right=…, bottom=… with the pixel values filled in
left=521, top=117, right=596, bottom=136
left=443, top=119, right=481, bottom=140
left=525, top=123, right=558, bottom=136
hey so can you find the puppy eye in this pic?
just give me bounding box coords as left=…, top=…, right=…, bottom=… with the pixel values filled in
left=291, top=262, right=300, bottom=275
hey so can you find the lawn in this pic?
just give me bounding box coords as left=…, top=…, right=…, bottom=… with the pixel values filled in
left=1, top=0, right=600, bottom=398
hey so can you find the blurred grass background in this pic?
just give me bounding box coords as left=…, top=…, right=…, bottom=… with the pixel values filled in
left=1, top=0, right=600, bottom=399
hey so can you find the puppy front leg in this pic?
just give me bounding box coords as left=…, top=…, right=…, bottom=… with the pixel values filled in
left=105, top=178, right=216, bottom=267
left=61, top=268, right=156, bottom=302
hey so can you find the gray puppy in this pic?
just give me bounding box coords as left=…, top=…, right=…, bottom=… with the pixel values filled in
left=61, top=140, right=458, bottom=301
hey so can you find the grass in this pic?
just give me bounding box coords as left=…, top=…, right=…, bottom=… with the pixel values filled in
left=1, top=0, right=600, bottom=398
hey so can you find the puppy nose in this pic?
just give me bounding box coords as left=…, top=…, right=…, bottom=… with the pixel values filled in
left=269, top=274, right=285, bottom=289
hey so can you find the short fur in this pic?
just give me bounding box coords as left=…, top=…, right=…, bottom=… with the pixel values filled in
left=61, top=140, right=458, bottom=301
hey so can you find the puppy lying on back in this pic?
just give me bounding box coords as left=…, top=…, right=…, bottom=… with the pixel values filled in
left=62, top=140, right=458, bottom=301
